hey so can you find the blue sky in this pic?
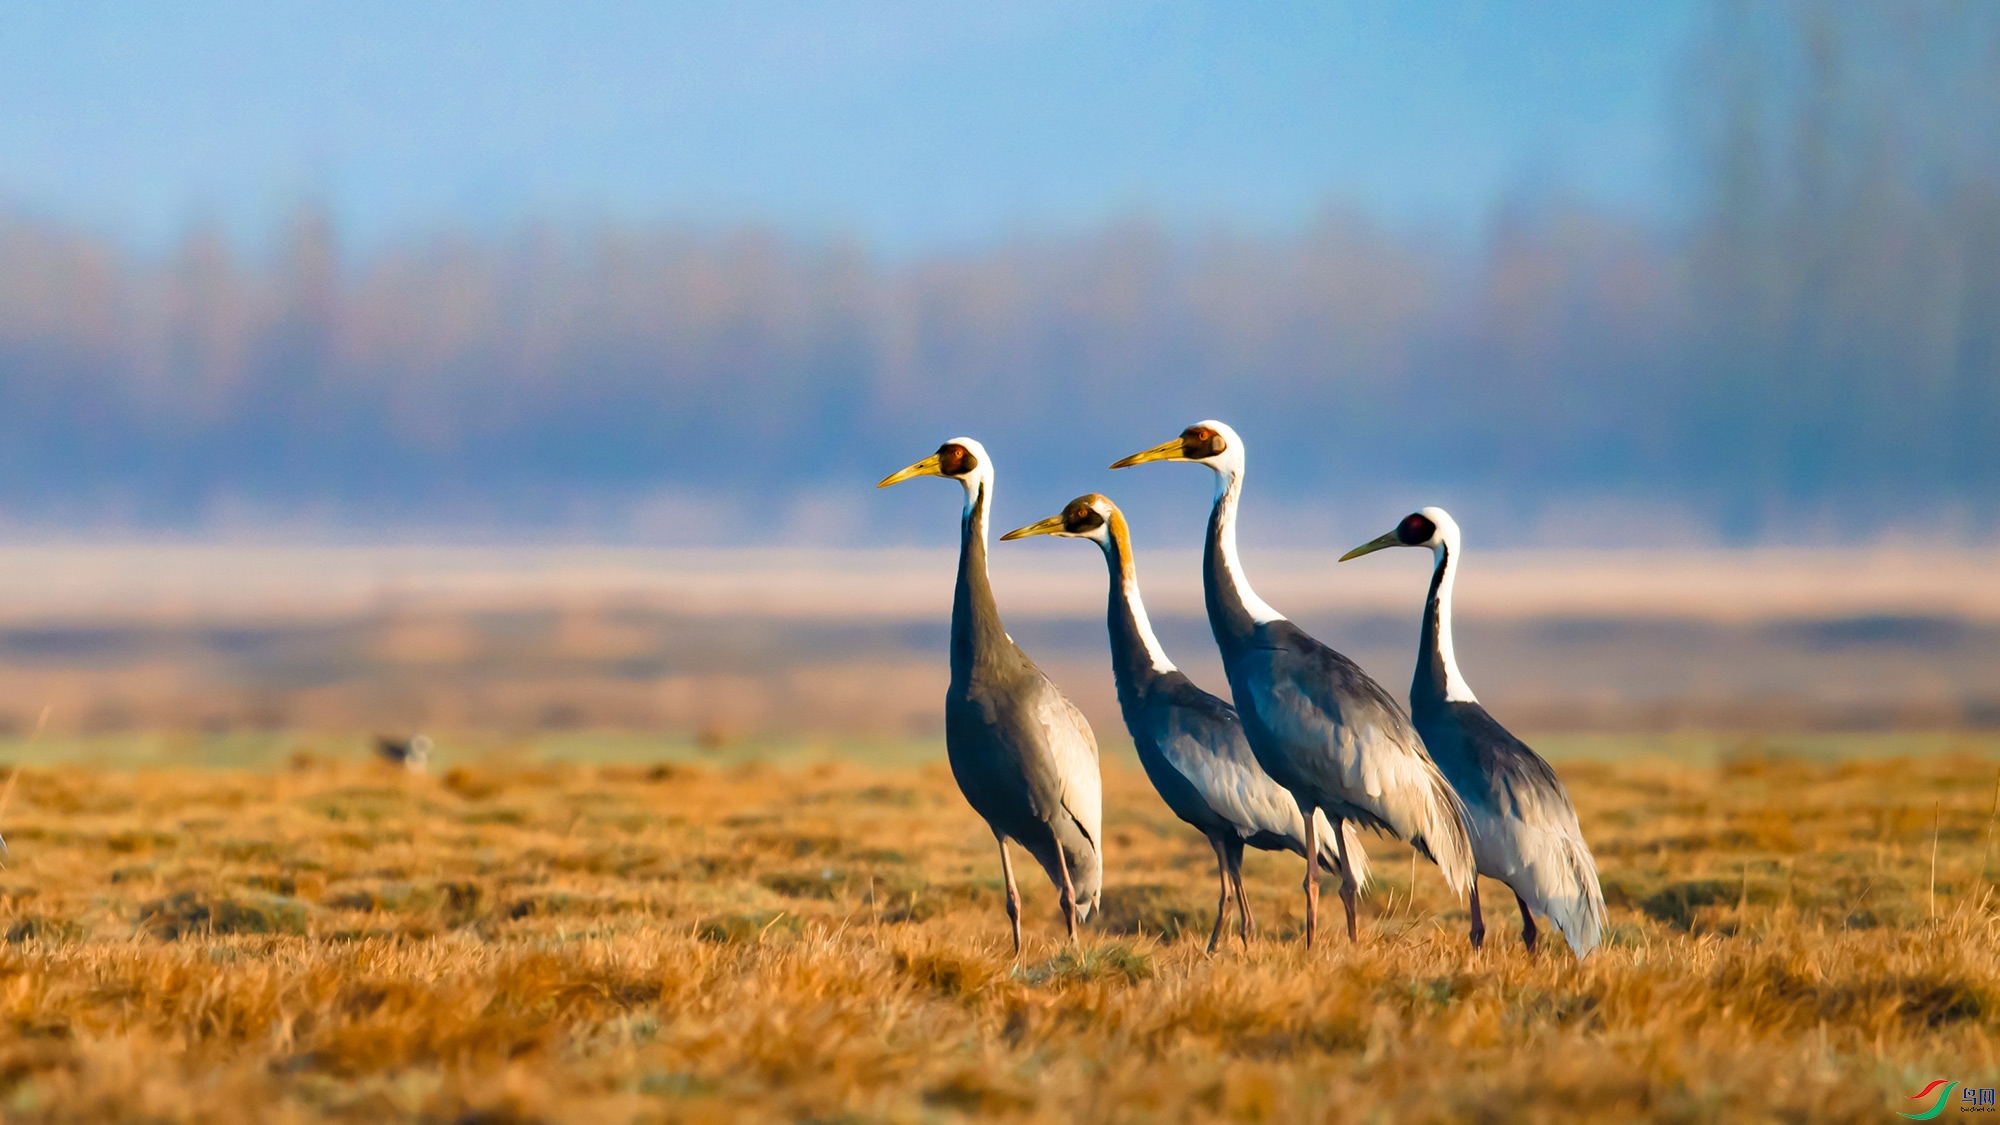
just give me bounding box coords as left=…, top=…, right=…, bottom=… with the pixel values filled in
left=0, top=1, right=1699, bottom=255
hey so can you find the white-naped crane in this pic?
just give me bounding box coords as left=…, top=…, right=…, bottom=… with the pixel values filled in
left=1342, top=507, right=1605, bottom=957
left=1004, top=493, right=1370, bottom=952
left=879, top=439, right=1102, bottom=951
left=1112, top=421, right=1473, bottom=948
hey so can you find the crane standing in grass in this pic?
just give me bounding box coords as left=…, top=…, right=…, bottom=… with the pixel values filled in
left=1004, top=493, right=1371, bottom=952
left=1342, top=507, right=1605, bottom=957
left=1113, top=421, right=1473, bottom=948
left=878, top=439, right=1102, bottom=952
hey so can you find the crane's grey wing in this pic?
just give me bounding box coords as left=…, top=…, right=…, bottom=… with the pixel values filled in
left=1033, top=681, right=1102, bottom=851
left=1241, top=631, right=1472, bottom=894
left=1028, top=677, right=1102, bottom=917
left=1466, top=712, right=1586, bottom=836
left=1147, top=685, right=1301, bottom=842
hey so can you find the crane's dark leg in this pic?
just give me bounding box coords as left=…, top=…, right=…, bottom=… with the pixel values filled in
left=1053, top=838, right=1079, bottom=943
left=997, top=835, right=1022, bottom=956
left=1205, top=834, right=1230, bottom=954
left=1468, top=882, right=1486, bottom=950
left=1227, top=835, right=1254, bottom=945
left=1331, top=817, right=1360, bottom=943
left=1302, top=804, right=1321, bottom=950
left=1514, top=889, right=1539, bottom=954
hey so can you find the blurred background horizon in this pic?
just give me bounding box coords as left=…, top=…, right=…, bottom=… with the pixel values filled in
left=0, top=1, right=1994, bottom=547
left=0, top=1, right=1994, bottom=740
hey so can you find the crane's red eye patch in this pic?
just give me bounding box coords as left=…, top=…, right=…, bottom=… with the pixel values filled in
left=1397, top=513, right=1437, bottom=545
left=936, top=443, right=977, bottom=476
left=1181, top=426, right=1227, bottom=459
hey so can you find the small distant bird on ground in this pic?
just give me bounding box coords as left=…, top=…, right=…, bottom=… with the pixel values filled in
left=879, top=438, right=1103, bottom=952
left=1343, top=507, right=1606, bottom=957
left=374, top=734, right=432, bottom=774
left=1004, top=493, right=1370, bottom=952
left=1113, top=421, right=1474, bottom=948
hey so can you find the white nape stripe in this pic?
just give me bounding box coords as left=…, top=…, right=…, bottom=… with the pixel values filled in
left=1431, top=539, right=1478, bottom=703
left=1215, top=470, right=1286, bottom=626
left=950, top=436, right=995, bottom=568
left=1121, top=572, right=1177, bottom=675
left=961, top=474, right=991, bottom=561
left=962, top=478, right=982, bottom=532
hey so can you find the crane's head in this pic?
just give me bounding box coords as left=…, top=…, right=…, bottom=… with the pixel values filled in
left=1000, top=493, right=1119, bottom=546
left=877, top=437, right=993, bottom=498
left=1109, top=420, right=1244, bottom=481
left=1341, top=506, right=1461, bottom=561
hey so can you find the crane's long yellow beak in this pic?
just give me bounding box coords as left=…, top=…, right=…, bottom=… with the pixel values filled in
left=1000, top=514, right=1066, bottom=541
left=1109, top=437, right=1187, bottom=469
left=877, top=453, right=943, bottom=488
left=1340, top=530, right=1402, bottom=561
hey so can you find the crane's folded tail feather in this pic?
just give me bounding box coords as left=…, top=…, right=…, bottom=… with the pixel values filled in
left=1063, top=802, right=1104, bottom=922
left=1535, top=832, right=1607, bottom=959
left=1488, top=808, right=1607, bottom=959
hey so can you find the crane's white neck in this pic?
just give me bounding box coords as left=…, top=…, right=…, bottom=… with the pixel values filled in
left=1213, top=467, right=1286, bottom=626
left=1427, top=531, right=1477, bottom=703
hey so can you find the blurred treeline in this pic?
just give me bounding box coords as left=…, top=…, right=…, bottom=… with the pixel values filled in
left=0, top=1, right=1993, bottom=542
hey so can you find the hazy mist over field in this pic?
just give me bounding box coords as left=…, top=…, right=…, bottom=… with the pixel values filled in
left=0, top=2, right=1993, bottom=545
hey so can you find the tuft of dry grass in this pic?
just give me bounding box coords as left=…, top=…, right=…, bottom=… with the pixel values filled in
left=0, top=743, right=1993, bottom=1121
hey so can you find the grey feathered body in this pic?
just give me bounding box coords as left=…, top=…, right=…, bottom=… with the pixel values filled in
left=1204, top=488, right=1474, bottom=894
left=1099, top=532, right=1368, bottom=886
left=1412, top=547, right=1604, bottom=956
left=947, top=484, right=1102, bottom=917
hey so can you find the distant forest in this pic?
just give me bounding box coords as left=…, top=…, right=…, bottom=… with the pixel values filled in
left=0, top=2, right=1995, bottom=542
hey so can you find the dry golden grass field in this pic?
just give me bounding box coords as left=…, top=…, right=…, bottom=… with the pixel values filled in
left=0, top=734, right=1996, bottom=1123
